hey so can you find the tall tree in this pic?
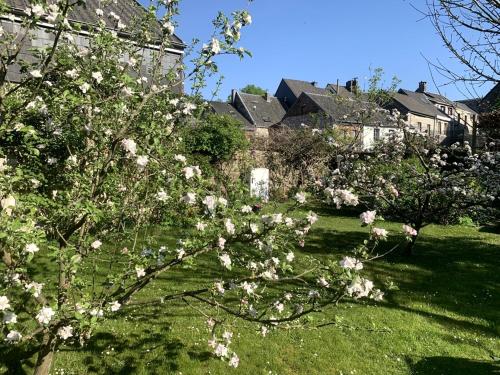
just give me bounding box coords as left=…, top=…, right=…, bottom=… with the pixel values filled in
left=424, top=0, right=499, bottom=86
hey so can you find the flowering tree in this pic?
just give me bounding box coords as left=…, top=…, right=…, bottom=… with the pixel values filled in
left=0, top=1, right=387, bottom=374
left=323, top=112, right=500, bottom=255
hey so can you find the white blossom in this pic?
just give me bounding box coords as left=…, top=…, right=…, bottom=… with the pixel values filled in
left=36, top=307, right=55, bottom=325
left=182, top=192, right=197, bottom=205
left=402, top=224, right=417, bottom=237
left=360, top=210, right=377, bottom=225
left=371, top=227, right=388, bottom=240
left=5, top=330, right=22, bottom=343
left=0, top=296, right=11, bottom=311
left=229, top=354, right=239, bottom=368
left=136, top=155, right=149, bottom=169
left=338, top=256, right=363, bottom=270
left=295, top=192, right=306, bottom=204
left=210, top=38, right=221, bottom=54
left=92, top=71, right=103, bottom=84
left=30, top=70, right=43, bottom=78
left=135, top=266, right=146, bottom=278
left=2, top=311, right=17, bottom=324
left=110, top=301, right=121, bottom=312
left=219, top=253, right=231, bottom=269
left=91, top=240, right=102, bottom=249
left=57, top=325, right=73, bottom=340
left=121, top=139, right=137, bottom=156
left=24, top=243, right=40, bottom=254
left=1, top=195, right=16, bottom=216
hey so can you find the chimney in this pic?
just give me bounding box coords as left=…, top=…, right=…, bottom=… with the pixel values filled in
left=265, top=91, right=271, bottom=103
left=346, top=78, right=358, bottom=93
left=416, top=81, right=427, bottom=93
left=231, top=89, right=236, bottom=104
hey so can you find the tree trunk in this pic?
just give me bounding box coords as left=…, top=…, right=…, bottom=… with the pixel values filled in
left=405, top=230, right=420, bottom=256
left=33, top=334, right=55, bottom=375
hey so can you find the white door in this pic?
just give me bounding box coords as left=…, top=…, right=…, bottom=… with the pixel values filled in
left=250, top=168, right=269, bottom=201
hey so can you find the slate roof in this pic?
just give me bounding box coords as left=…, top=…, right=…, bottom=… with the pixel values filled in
left=238, top=92, right=286, bottom=127
left=3, top=0, right=184, bottom=48
left=394, top=89, right=450, bottom=119
left=455, top=101, right=478, bottom=114
left=209, top=101, right=254, bottom=130
left=325, top=83, right=355, bottom=98
left=280, top=79, right=328, bottom=98
left=456, top=99, right=482, bottom=113
left=423, top=91, right=455, bottom=106
left=286, top=92, right=391, bottom=126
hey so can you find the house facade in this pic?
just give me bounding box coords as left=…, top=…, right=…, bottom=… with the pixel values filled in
left=1, top=0, right=185, bottom=91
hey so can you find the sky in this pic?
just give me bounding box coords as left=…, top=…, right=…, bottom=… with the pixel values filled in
left=141, top=0, right=495, bottom=101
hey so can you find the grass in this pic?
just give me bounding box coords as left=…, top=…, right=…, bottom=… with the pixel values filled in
left=4, top=205, right=500, bottom=374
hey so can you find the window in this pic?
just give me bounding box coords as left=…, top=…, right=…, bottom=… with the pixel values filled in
left=448, top=107, right=453, bottom=115
left=427, top=124, right=431, bottom=134
left=465, top=115, right=468, bottom=124
left=373, top=128, right=380, bottom=141
left=458, top=113, right=461, bottom=123
left=440, top=105, right=445, bottom=112
left=438, top=121, right=442, bottom=134
left=417, top=122, right=422, bottom=131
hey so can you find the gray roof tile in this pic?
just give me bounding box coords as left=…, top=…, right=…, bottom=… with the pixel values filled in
left=238, top=92, right=286, bottom=127
left=3, top=0, right=184, bottom=48
left=209, top=101, right=254, bottom=130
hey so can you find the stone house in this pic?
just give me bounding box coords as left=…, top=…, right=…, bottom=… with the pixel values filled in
left=388, top=82, right=478, bottom=145
left=1, top=0, right=185, bottom=91
left=210, top=90, right=286, bottom=138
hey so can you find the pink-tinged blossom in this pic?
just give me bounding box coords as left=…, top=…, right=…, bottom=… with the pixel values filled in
left=359, top=210, right=376, bottom=225
left=317, top=277, right=330, bottom=288
left=229, top=354, right=240, bottom=368
left=371, top=227, right=388, bottom=240
left=218, top=237, right=226, bottom=249
left=339, top=256, right=363, bottom=270
left=214, top=282, right=225, bottom=294
left=214, top=343, right=228, bottom=358
left=0, top=296, right=11, bottom=311
left=326, top=189, right=359, bottom=209
left=202, top=195, right=217, bottom=211
left=36, top=307, right=55, bottom=325
left=346, top=277, right=374, bottom=299
left=225, top=219, right=235, bottom=235
left=402, top=224, right=418, bottom=237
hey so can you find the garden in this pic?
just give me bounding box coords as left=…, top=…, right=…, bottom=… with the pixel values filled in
left=0, top=1, right=499, bottom=375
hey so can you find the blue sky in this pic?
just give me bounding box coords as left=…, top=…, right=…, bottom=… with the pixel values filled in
left=142, top=0, right=495, bottom=101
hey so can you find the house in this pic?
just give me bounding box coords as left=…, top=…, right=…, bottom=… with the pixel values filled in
left=480, top=82, right=500, bottom=112
left=208, top=100, right=254, bottom=134
left=274, top=79, right=328, bottom=109
left=210, top=90, right=286, bottom=138
left=0, top=0, right=185, bottom=91
left=279, top=90, right=398, bottom=150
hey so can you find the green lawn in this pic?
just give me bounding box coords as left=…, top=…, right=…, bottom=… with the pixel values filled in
left=6, top=206, right=500, bottom=374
